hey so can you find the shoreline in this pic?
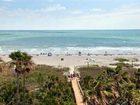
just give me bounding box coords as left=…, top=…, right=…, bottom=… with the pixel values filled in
left=1, top=46, right=140, bottom=55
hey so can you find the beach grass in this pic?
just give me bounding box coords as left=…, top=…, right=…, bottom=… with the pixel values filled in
left=26, top=65, right=69, bottom=90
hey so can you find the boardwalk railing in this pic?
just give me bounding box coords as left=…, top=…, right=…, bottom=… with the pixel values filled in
left=68, top=66, right=88, bottom=105
left=74, top=67, right=88, bottom=105
left=76, top=78, right=84, bottom=96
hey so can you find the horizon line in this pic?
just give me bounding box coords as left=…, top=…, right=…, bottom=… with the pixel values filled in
left=0, top=28, right=140, bottom=31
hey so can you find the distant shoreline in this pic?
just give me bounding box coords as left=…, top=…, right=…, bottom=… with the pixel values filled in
left=0, top=46, right=140, bottom=55
left=0, top=29, right=140, bottom=31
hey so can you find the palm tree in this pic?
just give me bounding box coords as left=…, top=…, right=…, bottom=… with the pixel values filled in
left=81, top=64, right=136, bottom=105
left=9, top=51, right=33, bottom=105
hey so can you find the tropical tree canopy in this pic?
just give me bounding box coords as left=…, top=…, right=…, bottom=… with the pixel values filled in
left=80, top=65, right=140, bottom=105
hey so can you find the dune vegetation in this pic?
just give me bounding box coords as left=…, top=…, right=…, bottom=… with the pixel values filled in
left=0, top=51, right=140, bottom=105
left=0, top=51, right=75, bottom=105
left=79, top=62, right=140, bottom=105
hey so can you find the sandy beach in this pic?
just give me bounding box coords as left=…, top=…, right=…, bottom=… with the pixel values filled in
left=1, top=53, right=140, bottom=68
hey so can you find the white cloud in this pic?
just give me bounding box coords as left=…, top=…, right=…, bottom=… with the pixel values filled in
left=40, top=4, right=66, bottom=12
left=71, top=10, right=83, bottom=15
left=0, top=4, right=66, bottom=18
left=45, top=6, right=140, bottom=29
left=0, top=4, right=140, bottom=29
left=0, top=8, right=4, bottom=11
left=71, top=7, right=140, bottom=29
left=90, top=8, right=104, bottom=12
left=2, top=0, right=13, bottom=2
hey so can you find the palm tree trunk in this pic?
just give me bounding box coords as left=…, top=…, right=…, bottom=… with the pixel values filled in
left=16, top=73, right=20, bottom=105
left=22, top=72, right=26, bottom=105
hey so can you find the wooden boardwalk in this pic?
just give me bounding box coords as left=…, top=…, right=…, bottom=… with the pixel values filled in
left=71, top=78, right=85, bottom=105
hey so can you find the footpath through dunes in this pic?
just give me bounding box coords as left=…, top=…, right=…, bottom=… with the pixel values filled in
left=71, top=78, right=85, bottom=105
left=69, top=67, right=85, bottom=105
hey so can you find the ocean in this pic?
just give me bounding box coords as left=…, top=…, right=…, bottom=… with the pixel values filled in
left=0, top=30, right=140, bottom=54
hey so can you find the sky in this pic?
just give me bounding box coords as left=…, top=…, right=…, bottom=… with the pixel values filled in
left=0, top=0, right=140, bottom=30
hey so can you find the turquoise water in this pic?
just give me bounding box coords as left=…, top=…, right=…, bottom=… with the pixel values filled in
left=0, top=30, right=140, bottom=54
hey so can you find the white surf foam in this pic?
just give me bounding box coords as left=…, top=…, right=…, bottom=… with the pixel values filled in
left=0, top=47, right=140, bottom=55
